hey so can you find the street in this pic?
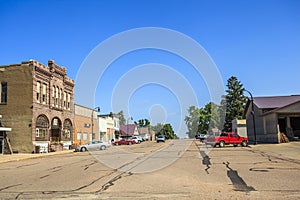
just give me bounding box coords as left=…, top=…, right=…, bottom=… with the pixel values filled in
left=0, top=140, right=299, bottom=199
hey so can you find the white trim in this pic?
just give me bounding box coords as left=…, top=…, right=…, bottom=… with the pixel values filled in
left=0, top=127, right=11, bottom=131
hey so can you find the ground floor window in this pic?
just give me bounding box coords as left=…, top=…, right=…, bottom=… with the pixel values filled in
left=77, top=132, right=82, bottom=140
left=83, top=133, right=88, bottom=140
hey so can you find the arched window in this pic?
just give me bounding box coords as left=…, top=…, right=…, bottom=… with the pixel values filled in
left=36, top=115, right=49, bottom=139
left=62, top=119, right=72, bottom=139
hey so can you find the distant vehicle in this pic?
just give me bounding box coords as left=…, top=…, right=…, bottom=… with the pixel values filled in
left=205, top=132, right=248, bottom=147
left=195, top=134, right=201, bottom=139
left=75, top=141, right=110, bottom=152
left=113, top=138, right=136, bottom=145
left=199, top=134, right=207, bottom=142
left=156, top=135, right=165, bottom=143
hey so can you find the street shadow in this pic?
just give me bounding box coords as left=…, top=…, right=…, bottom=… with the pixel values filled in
left=223, top=161, right=255, bottom=192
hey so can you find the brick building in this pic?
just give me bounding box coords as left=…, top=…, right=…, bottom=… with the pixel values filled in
left=74, top=104, right=99, bottom=146
left=0, top=60, right=74, bottom=153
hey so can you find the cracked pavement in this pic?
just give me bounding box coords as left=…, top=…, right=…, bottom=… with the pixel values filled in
left=0, top=140, right=299, bottom=199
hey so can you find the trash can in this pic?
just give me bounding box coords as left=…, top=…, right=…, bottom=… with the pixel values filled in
left=35, top=145, right=40, bottom=154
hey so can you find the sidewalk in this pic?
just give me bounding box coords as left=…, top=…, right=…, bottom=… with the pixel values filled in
left=0, top=149, right=74, bottom=164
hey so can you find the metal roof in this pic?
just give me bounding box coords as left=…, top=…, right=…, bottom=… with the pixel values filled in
left=253, top=95, right=300, bottom=109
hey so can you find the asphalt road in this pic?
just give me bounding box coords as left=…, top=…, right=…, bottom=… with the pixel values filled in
left=0, top=140, right=299, bottom=199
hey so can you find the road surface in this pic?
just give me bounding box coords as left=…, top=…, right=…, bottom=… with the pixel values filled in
left=0, top=140, right=299, bottom=199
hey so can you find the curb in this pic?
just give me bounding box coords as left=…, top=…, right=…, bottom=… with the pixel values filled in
left=0, top=150, right=74, bottom=164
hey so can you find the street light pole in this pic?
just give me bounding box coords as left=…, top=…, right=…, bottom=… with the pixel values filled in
left=91, top=107, right=100, bottom=142
left=244, top=89, right=257, bottom=145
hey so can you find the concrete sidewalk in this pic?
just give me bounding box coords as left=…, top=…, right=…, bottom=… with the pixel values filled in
left=0, top=149, right=74, bottom=164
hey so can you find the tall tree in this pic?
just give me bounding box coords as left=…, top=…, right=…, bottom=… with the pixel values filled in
left=223, top=76, right=247, bottom=131
left=157, top=124, right=178, bottom=139
left=184, top=106, right=200, bottom=138
left=117, top=110, right=126, bottom=125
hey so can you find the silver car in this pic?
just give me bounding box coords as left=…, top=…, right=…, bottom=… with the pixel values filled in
left=75, top=140, right=110, bottom=152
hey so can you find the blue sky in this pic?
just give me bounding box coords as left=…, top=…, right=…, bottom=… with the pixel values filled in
left=1, top=0, right=299, bottom=137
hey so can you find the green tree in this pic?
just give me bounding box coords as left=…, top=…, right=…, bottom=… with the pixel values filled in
left=184, top=106, right=200, bottom=138
left=134, top=118, right=151, bottom=127
left=152, top=123, right=163, bottom=135
left=185, top=102, right=224, bottom=138
left=204, top=102, right=223, bottom=132
left=117, top=111, right=126, bottom=125
left=223, top=76, right=247, bottom=131
left=157, top=124, right=178, bottom=139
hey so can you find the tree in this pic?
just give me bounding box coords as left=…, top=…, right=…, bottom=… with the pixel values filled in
left=134, top=118, right=150, bottom=127
left=185, top=103, right=223, bottom=138
left=156, top=124, right=178, bottom=139
left=152, top=123, right=163, bottom=134
left=117, top=111, right=126, bottom=125
left=204, top=102, right=223, bottom=132
left=223, top=76, right=247, bottom=131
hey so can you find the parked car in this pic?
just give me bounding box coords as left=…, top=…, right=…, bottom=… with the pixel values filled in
left=130, top=136, right=142, bottom=144
left=195, top=134, right=201, bottom=139
left=199, top=134, right=207, bottom=142
left=205, top=132, right=248, bottom=147
left=156, top=135, right=165, bottom=143
left=75, top=140, right=110, bottom=152
left=113, top=138, right=137, bottom=145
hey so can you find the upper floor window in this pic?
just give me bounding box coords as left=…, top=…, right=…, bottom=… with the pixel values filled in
left=36, top=82, right=40, bottom=102
left=42, top=84, right=47, bottom=104
left=52, top=86, right=55, bottom=106
left=55, top=86, right=59, bottom=107
left=63, top=91, right=67, bottom=109
left=0, top=82, right=7, bottom=104
left=67, top=93, right=71, bottom=110
left=60, top=88, right=63, bottom=108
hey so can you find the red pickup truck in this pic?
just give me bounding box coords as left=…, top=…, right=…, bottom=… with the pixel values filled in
left=205, top=132, right=248, bottom=147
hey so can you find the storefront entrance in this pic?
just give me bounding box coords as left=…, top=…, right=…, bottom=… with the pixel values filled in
left=50, top=117, right=62, bottom=143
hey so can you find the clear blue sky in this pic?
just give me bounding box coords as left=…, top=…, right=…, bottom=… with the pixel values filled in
left=1, top=0, right=299, bottom=137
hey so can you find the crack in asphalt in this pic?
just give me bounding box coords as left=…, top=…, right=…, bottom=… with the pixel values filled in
left=72, top=170, right=117, bottom=192
left=0, top=184, right=22, bottom=192
left=83, top=160, right=98, bottom=170
left=200, top=151, right=211, bottom=174
left=249, top=149, right=300, bottom=164
left=16, top=162, right=39, bottom=169
left=39, top=174, right=50, bottom=179
left=96, top=141, right=180, bottom=192
left=3, top=141, right=190, bottom=199
left=192, top=140, right=212, bottom=174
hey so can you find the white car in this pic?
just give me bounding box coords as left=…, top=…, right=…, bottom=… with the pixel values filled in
left=75, top=141, right=110, bottom=152
left=129, top=136, right=142, bottom=144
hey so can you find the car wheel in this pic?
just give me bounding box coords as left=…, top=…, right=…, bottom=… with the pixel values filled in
left=241, top=140, right=248, bottom=147
left=100, top=145, right=106, bottom=150
left=81, top=147, right=87, bottom=152
left=219, top=141, right=225, bottom=148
